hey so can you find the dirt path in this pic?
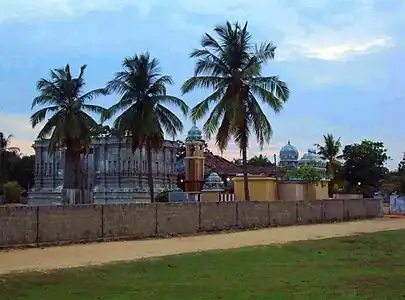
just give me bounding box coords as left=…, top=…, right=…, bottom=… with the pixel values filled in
left=1, top=218, right=404, bottom=275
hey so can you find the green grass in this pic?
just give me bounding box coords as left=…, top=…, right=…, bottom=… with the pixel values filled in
left=1, top=230, right=405, bottom=300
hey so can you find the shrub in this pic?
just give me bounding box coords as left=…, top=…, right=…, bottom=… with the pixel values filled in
left=3, top=181, right=21, bottom=204
left=155, top=190, right=169, bottom=203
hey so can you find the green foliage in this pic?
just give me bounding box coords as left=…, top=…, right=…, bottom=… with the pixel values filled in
left=3, top=181, right=21, bottom=204
left=343, top=140, right=389, bottom=197
left=182, top=21, right=289, bottom=201
left=30, top=64, right=108, bottom=154
left=314, top=133, right=343, bottom=196
left=155, top=188, right=184, bottom=203
left=248, top=154, right=273, bottom=167
left=284, top=165, right=324, bottom=184
left=103, top=53, right=188, bottom=202
left=155, top=190, right=170, bottom=203
left=0, top=132, right=33, bottom=194
left=30, top=64, right=107, bottom=190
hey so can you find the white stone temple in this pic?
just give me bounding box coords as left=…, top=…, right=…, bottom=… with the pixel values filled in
left=29, top=136, right=179, bottom=204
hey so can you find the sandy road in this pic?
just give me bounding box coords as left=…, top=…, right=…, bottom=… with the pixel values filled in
left=1, top=218, right=404, bottom=275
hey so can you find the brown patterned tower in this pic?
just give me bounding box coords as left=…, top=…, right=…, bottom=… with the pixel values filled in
left=184, top=125, right=205, bottom=193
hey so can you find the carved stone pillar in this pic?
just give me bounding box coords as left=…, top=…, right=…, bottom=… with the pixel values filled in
left=163, top=146, right=166, bottom=185
left=40, top=146, right=44, bottom=188
left=118, top=140, right=121, bottom=188
left=103, top=137, right=108, bottom=188
left=52, top=152, right=56, bottom=188
left=139, top=147, right=143, bottom=188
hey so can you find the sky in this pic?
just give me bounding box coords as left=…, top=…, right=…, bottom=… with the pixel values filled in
left=0, top=0, right=404, bottom=169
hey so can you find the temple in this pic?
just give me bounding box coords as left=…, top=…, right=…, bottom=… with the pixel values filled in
left=279, top=140, right=328, bottom=178
left=29, top=137, right=179, bottom=204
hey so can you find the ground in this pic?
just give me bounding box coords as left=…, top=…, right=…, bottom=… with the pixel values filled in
left=1, top=218, right=405, bottom=299
left=0, top=218, right=405, bottom=275
left=1, top=222, right=405, bottom=299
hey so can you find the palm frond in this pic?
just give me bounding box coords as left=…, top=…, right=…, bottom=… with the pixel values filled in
left=202, top=96, right=228, bottom=139
left=30, top=105, right=60, bottom=128
left=214, top=110, right=233, bottom=152
left=250, top=76, right=290, bottom=102
left=255, top=41, right=277, bottom=62
left=250, top=84, right=284, bottom=113
left=247, top=93, right=272, bottom=148
left=82, top=104, right=108, bottom=116
left=153, top=95, right=189, bottom=116
left=182, top=76, right=225, bottom=94
left=201, top=33, right=224, bottom=53
left=80, top=88, right=108, bottom=102
left=156, top=105, right=184, bottom=138
left=37, top=112, right=61, bottom=140
left=190, top=88, right=225, bottom=122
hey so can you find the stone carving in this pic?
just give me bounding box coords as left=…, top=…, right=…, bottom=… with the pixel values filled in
left=30, top=137, right=179, bottom=204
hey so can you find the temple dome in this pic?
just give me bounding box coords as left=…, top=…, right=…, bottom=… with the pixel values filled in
left=202, top=172, right=224, bottom=190
left=299, top=149, right=327, bottom=169
left=279, top=141, right=299, bottom=161
left=185, top=125, right=203, bottom=142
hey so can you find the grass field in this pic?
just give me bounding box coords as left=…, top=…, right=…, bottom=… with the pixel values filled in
left=1, top=230, right=405, bottom=300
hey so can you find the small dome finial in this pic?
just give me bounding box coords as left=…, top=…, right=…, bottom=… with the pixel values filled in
left=288, top=140, right=290, bottom=145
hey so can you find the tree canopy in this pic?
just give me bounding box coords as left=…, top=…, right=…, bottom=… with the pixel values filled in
left=248, top=154, right=273, bottom=167
left=343, top=140, right=389, bottom=196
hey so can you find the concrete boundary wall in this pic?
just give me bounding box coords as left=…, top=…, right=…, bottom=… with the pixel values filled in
left=0, top=199, right=382, bottom=247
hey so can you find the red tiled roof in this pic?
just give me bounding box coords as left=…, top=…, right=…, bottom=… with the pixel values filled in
left=204, top=152, right=278, bottom=175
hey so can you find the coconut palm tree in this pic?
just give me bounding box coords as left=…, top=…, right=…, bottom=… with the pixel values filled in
left=314, top=133, right=343, bottom=196
left=182, top=21, right=290, bottom=201
left=0, top=133, right=20, bottom=153
left=103, top=53, right=188, bottom=202
left=30, top=64, right=107, bottom=195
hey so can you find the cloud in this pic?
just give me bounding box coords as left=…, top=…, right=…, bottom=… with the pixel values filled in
left=176, top=0, right=395, bottom=61
left=0, top=113, right=39, bottom=155
left=0, top=0, right=154, bottom=22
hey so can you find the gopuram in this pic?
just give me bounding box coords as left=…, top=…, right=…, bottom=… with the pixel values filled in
left=29, top=136, right=179, bottom=204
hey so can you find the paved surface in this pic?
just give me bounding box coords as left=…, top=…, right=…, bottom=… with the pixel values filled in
left=1, top=218, right=404, bottom=275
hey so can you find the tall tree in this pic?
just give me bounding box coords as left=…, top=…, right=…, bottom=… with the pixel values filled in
left=182, top=21, right=289, bottom=201
left=0, top=133, right=20, bottom=153
left=0, top=133, right=20, bottom=189
left=314, top=133, right=342, bottom=196
left=30, top=64, right=107, bottom=198
left=342, top=140, right=389, bottom=197
left=103, top=53, right=188, bottom=202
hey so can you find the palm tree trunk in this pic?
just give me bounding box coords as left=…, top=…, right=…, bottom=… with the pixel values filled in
left=146, top=142, right=155, bottom=203
left=63, top=146, right=82, bottom=204
left=242, top=146, right=250, bottom=201
left=328, top=180, right=333, bottom=198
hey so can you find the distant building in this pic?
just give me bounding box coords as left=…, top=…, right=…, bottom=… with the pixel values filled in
left=279, top=140, right=328, bottom=179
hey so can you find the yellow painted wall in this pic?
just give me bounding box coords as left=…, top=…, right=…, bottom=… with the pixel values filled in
left=200, top=191, right=221, bottom=202
left=232, top=177, right=329, bottom=201
left=232, top=177, right=277, bottom=201
left=278, top=182, right=308, bottom=201
left=308, top=181, right=329, bottom=200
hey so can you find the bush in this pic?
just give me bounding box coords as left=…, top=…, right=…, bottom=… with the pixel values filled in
left=3, top=181, right=21, bottom=204
left=155, top=190, right=169, bottom=203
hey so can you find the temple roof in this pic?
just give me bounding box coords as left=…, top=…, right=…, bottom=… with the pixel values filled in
left=177, top=152, right=278, bottom=176
left=279, top=140, right=299, bottom=161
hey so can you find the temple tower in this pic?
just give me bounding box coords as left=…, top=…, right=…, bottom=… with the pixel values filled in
left=184, top=125, right=205, bottom=193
